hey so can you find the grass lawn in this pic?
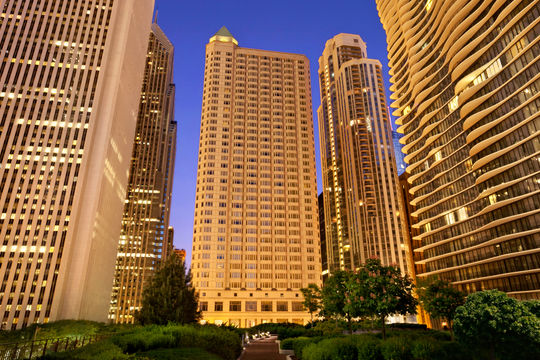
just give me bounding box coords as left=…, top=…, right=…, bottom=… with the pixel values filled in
left=136, top=347, right=223, bottom=359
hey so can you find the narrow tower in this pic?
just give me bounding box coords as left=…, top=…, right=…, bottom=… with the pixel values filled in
left=109, top=22, right=177, bottom=324
left=192, top=27, right=321, bottom=327
left=318, top=34, right=410, bottom=275
left=0, top=0, right=154, bottom=329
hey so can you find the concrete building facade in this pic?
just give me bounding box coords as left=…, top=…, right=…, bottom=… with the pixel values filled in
left=376, top=0, right=540, bottom=299
left=109, top=22, right=177, bottom=324
left=317, top=34, right=410, bottom=275
left=0, top=0, right=154, bottom=329
left=192, top=27, right=322, bottom=327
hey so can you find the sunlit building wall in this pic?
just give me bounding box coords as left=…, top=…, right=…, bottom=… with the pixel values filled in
left=109, top=22, right=176, bottom=324
left=192, top=27, right=322, bottom=327
left=317, top=34, right=410, bottom=275
left=376, top=0, right=540, bottom=299
left=0, top=0, right=154, bottom=329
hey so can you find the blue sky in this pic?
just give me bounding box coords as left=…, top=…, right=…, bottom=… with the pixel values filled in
left=154, top=0, right=392, bottom=263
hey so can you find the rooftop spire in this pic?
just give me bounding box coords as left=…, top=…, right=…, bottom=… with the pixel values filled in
left=209, top=26, right=238, bottom=45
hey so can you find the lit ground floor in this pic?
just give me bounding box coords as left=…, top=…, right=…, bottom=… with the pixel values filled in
left=198, top=288, right=311, bottom=327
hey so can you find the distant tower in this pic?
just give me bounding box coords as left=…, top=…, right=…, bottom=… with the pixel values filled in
left=0, top=0, right=155, bottom=329
left=191, top=27, right=321, bottom=327
left=317, top=34, right=410, bottom=275
left=109, top=22, right=176, bottom=324
left=318, top=193, right=329, bottom=282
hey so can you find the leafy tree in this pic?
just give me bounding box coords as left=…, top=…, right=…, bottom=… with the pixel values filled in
left=417, top=278, right=465, bottom=339
left=135, top=253, right=200, bottom=325
left=357, top=258, right=417, bottom=339
left=321, top=270, right=355, bottom=333
left=453, top=290, right=540, bottom=360
left=524, top=299, right=540, bottom=317
left=300, top=283, right=321, bottom=326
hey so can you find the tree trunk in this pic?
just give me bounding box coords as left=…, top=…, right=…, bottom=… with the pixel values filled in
left=310, top=312, right=313, bottom=328
left=381, top=315, right=386, bottom=340
left=489, top=344, right=496, bottom=360
left=347, top=313, right=353, bottom=335
left=448, top=319, right=454, bottom=341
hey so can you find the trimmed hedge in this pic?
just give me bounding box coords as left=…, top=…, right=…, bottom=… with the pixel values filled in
left=42, top=324, right=242, bottom=360
left=296, top=333, right=470, bottom=360
left=248, top=322, right=321, bottom=340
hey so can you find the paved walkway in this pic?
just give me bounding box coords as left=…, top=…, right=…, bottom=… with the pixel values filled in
left=238, top=336, right=288, bottom=360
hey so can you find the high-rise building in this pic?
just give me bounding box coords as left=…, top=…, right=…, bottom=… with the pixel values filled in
left=318, top=34, right=410, bottom=275
left=393, top=130, right=407, bottom=175
left=318, top=193, right=329, bottom=282
left=109, top=22, right=176, bottom=324
left=376, top=0, right=540, bottom=299
left=0, top=0, right=154, bottom=329
left=192, top=27, right=321, bottom=327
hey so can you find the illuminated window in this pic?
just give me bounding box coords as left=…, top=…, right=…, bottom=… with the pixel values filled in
left=246, top=301, right=257, bottom=311
left=489, top=194, right=497, bottom=205
left=448, top=96, right=459, bottom=112
left=445, top=212, right=456, bottom=225
left=403, top=105, right=412, bottom=116
left=457, top=207, right=468, bottom=221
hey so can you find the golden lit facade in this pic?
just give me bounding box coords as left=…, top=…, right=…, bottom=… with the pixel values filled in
left=318, top=34, right=410, bottom=275
left=376, top=0, right=540, bottom=299
left=109, top=23, right=177, bottom=324
left=192, top=27, right=321, bottom=327
left=0, top=0, right=154, bottom=329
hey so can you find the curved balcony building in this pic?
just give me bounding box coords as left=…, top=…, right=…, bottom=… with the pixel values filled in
left=376, top=0, right=540, bottom=299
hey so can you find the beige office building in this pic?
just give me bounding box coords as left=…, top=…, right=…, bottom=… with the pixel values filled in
left=318, top=34, right=410, bottom=275
left=109, top=22, right=177, bottom=324
left=376, top=0, right=540, bottom=299
left=192, top=27, right=321, bottom=327
left=0, top=0, right=154, bottom=329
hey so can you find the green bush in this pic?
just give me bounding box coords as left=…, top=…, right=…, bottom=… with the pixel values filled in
left=351, top=335, right=382, bottom=360
left=388, top=323, right=427, bottom=330
left=0, top=320, right=131, bottom=344
left=312, top=320, right=343, bottom=336
left=301, top=337, right=359, bottom=360
left=411, top=338, right=440, bottom=360
left=41, top=339, right=128, bottom=360
left=41, top=324, right=241, bottom=360
left=380, top=336, right=411, bottom=360
left=435, top=341, right=470, bottom=360
left=137, top=347, right=222, bottom=359
left=302, top=341, right=333, bottom=360
left=280, top=336, right=320, bottom=359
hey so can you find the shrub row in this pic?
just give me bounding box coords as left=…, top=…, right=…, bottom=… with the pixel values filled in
left=42, top=324, right=242, bottom=360
left=289, top=334, right=468, bottom=360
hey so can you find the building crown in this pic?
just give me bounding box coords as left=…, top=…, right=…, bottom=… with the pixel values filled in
left=209, top=26, right=238, bottom=45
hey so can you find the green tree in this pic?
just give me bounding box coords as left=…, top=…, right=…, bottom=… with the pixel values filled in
left=417, top=278, right=465, bottom=339
left=358, top=258, right=417, bottom=339
left=453, top=290, right=540, bottom=360
left=135, top=253, right=200, bottom=325
left=321, top=270, right=354, bottom=333
left=300, top=283, right=321, bottom=326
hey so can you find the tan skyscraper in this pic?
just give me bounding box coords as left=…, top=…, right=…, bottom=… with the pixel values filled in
left=318, top=34, right=410, bottom=275
left=109, top=22, right=176, bottom=324
left=376, top=0, right=540, bottom=299
left=0, top=0, right=154, bottom=329
left=192, top=27, right=321, bottom=327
